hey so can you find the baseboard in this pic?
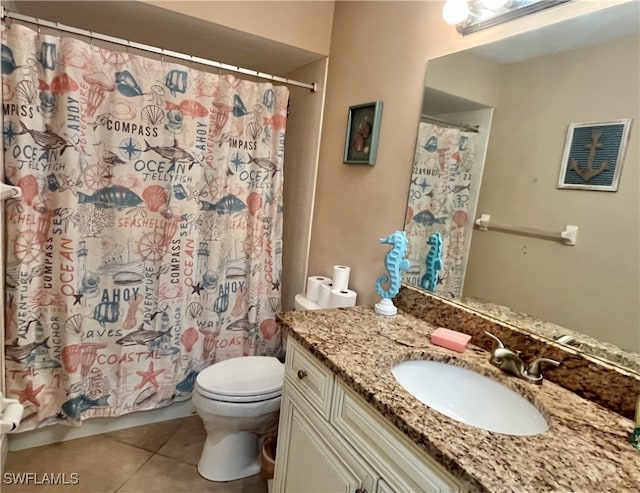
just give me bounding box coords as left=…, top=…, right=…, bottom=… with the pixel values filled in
left=8, top=399, right=195, bottom=451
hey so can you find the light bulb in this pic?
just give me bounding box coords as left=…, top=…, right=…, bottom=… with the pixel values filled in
left=482, top=0, right=509, bottom=9
left=442, top=0, right=470, bottom=25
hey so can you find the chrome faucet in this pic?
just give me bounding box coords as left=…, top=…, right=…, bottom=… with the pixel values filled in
left=485, top=332, right=560, bottom=384
left=554, top=334, right=577, bottom=346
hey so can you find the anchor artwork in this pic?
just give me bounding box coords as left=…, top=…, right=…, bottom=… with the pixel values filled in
left=2, top=22, right=289, bottom=431
left=558, top=119, right=632, bottom=191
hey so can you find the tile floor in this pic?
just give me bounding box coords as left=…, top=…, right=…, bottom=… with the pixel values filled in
left=3, top=415, right=268, bottom=493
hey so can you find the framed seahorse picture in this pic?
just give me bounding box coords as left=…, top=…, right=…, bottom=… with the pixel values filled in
left=343, top=101, right=383, bottom=165
left=558, top=119, right=632, bottom=191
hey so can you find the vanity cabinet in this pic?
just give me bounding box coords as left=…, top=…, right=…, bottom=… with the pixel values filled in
left=273, top=337, right=467, bottom=493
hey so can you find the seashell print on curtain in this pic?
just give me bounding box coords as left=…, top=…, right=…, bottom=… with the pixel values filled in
left=403, top=122, right=478, bottom=299
left=2, top=22, right=288, bottom=431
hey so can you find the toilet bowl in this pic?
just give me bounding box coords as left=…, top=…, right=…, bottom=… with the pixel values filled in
left=192, top=356, right=284, bottom=482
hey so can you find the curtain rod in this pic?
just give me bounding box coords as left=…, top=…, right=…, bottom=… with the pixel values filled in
left=0, top=6, right=317, bottom=92
left=420, top=114, right=479, bottom=133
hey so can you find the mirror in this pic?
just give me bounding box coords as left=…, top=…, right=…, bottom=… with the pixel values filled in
left=403, top=2, right=640, bottom=373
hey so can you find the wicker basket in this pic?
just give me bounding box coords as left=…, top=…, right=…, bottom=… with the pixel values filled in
left=260, top=433, right=277, bottom=480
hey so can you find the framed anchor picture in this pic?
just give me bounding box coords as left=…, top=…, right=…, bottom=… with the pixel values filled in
left=558, top=119, right=632, bottom=191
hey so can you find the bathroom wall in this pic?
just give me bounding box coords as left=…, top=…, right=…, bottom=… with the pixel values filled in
left=308, top=0, right=633, bottom=307
left=6, top=1, right=332, bottom=73
left=141, top=1, right=334, bottom=56
left=282, top=59, right=329, bottom=310
left=464, top=34, right=640, bottom=351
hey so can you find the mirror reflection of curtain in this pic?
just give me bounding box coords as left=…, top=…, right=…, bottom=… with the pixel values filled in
left=404, top=122, right=478, bottom=298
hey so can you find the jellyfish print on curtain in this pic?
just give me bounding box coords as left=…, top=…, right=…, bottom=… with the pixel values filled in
left=403, top=122, right=478, bottom=298
left=2, top=22, right=287, bottom=431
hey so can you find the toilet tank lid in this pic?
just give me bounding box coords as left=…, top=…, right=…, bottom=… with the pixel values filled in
left=196, top=356, right=284, bottom=396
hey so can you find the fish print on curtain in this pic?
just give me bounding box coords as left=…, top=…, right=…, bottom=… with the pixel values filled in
left=403, top=122, right=478, bottom=298
left=2, top=22, right=288, bottom=431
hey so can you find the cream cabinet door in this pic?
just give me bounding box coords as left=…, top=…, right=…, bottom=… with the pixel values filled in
left=273, top=380, right=375, bottom=493
left=331, top=381, right=467, bottom=492
left=375, top=479, right=395, bottom=493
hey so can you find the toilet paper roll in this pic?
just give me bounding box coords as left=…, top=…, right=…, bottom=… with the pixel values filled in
left=317, top=282, right=334, bottom=308
left=332, top=265, right=351, bottom=292
left=306, top=276, right=332, bottom=303
left=0, top=402, right=24, bottom=433
left=329, top=288, right=357, bottom=308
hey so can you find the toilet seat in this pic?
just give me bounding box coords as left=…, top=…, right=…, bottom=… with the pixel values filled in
left=196, top=386, right=282, bottom=403
left=196, top=355, right=284, bottom=403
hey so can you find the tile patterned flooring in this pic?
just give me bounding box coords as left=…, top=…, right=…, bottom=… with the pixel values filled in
left=3, top=416, right=268, bottom=493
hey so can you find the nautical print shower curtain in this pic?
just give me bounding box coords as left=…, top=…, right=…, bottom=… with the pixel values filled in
left=404, top=122, right=478, bottom=298
left=2, top=22, right=288, bottom=431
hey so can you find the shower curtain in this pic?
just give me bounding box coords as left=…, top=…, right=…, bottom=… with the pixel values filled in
left=2, top=22, right=288, bottom=431
left=404, top=121, right=478, bottom=298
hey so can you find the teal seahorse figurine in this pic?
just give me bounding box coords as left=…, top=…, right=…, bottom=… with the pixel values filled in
left=375, top=231, right=410, bottom=316
left=421, top=232, right=442, bottom=292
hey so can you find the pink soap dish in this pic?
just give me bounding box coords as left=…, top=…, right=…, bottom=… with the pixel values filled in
left=430, top=327, right=471, bottom=353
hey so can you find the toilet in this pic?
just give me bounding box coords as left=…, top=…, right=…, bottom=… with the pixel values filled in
left=192, top=355, right=284, bottom=482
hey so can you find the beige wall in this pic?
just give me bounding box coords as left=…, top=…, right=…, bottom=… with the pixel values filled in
left=142, top=1, right=334, bottom=56
left=463, top=35, right=639, bottom=351
left=282, top=59, right=329, bottom=310
left=309, top=0, right=633, bottom=309
left=8, top=1, right=330, bottom=75
left=308, top=1, right=436, bottom=299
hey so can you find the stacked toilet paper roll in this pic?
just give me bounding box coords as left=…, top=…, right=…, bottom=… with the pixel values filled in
left=317, top=282, right=334, bottom=308
left=306, top=276, right=332, bottom=303
left=329, top=288, right=357, bottom=308
left=304, top=265, right=357, bottom=309
left=328, top=265, right=356, bottom=307
left=332, top=265, right=350, bottom=291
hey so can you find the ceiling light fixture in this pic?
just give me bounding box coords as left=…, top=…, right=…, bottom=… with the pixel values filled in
left=442, top=0, right=471, bottom=25
left=443, top=0, right=570, bottom=35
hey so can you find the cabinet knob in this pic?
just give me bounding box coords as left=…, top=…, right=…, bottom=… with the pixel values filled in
left=297, top=369, right=308, bottom=380
left=355, top=489, right=367, bottom=493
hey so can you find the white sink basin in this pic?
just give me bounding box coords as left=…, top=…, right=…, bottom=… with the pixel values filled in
left=391, top=360, right=548, bottom=436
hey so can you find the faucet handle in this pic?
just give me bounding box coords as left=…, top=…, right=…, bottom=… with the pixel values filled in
left=484, top=331, right=505, bottom=349
left=527, top=357, right=560, bottom=378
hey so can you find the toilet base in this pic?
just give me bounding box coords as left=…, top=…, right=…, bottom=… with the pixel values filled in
left=197, top=430, right=261, bottom=482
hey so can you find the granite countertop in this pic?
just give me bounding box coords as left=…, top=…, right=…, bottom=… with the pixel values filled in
left=277, top=306, right=640, bottom=493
